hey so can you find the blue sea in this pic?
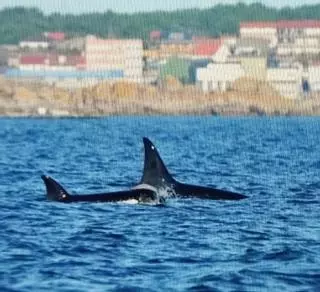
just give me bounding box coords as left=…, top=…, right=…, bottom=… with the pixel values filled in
left=0, top=117, right=319, bottom=292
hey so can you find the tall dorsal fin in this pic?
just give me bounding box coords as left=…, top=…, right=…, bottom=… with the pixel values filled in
left=41, top=175, right=70, bottom=201
left=140, top=137, right=175, bottom=186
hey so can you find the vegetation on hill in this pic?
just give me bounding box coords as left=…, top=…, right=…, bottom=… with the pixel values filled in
left=1, top=3, right=320, bottom=44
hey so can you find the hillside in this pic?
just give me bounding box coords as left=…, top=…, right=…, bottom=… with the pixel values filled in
left=1, top=3, right=320, bottom=44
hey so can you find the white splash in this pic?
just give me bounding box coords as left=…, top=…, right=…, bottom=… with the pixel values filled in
left=132, top=183, right=157, bottom=192
left=157, top=185, right=176, bottom=199
left=122, top=199, right=139, bottom=204
left=131, top=183, right=176, bottom=205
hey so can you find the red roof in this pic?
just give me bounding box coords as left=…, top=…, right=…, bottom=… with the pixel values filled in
left=240, top=21, right=277, bottom=29
left=150, top=30, right=162, bottom=39
left=194, top=38, right=223, bottom=56
left=47, top=32, right=65, bottom=41
left=20, top=54, right=85, bottom=67
left=240, top=20, right=320, bottom=29
left=66, top=55, right=85, bottom=66
left=277, top=20, right=320, bottom=29
left=20, top=55, right=46, bottom=65
left=48, top=54, right=59, bottom=65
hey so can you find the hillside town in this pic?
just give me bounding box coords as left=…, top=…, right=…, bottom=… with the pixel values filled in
left=1, top=20, right=320, bottom=116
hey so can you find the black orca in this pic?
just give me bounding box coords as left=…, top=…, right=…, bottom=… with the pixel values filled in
left=140, top=137, right=247, bottom=200
left=41, top=137, right=247, bottom=203
left=41, top=175, right=162, bottom=204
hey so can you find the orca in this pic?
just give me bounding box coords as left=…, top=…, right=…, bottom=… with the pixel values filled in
left=140, top=137, right=247, bottom=200
left=41, top=137, right=247, bottom=203
left=41, top=175, right=163, bottom=204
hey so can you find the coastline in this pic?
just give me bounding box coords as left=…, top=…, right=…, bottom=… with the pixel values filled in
left=1, top=77, right=320, bottom=117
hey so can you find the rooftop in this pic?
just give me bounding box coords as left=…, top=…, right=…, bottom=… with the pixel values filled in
left=20, top=53, right=85, bottom=66
left=21, top=35, right=49, bottom=43
left=240, top=20, right=320, bottom=29
left=194, top=38, right=223, bottom=56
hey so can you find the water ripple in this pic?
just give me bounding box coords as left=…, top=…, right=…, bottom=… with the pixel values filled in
left=0, top=117, right=319, bottom=291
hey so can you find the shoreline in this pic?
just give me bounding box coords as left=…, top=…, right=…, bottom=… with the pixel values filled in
left=1, top=77, right=320, bottom=117
left=1, top=110, right=319, bottom=118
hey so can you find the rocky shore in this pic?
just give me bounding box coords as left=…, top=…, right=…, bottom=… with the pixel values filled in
left=1, top=76, right=320, bottom=117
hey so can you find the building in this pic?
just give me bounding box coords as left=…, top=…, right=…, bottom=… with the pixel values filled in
left=188, top=59, right=212, bottom=84
left=19, top=36, right=49, bottom=50
left=85, top=36, right=143, bottom=81
left=308, top=65, right=320, bottom=91
left=0, top=45, right=17, bottom=66
left=5, top=68, right=124, bottom=88
left=54, top=37, right=86, bottom=53
left=168, top=32, right=185, bottom=41
left=150, top=30, right=162, bottom=42
left=240, top=22, right=278, bottom=42
left=234, top=38, right=271, bottom=57
left=277, top=40, right=320, bottom=56
left=159, top=56, right=191, bottom=83
left=240, top=57, right=267, bottom=81
left=1, top=45, right=20, bottom=67
left=193, top=36, right=236, bottom=62
left=19, top=55, right=47, bottom=71
left=9, top=35, right=143, bottom=85
left=20, top=33, right=65, bottom=51
left=212, top=42, right=232, bottom=63
left=44, top=32, right=66, bottom=41
left=197, top=63, right=245, bottom=92
left=19, top=54, right=85, bottom=71
left=267, top=67, right=304, bottom=99
left=240, top=20, right=320, bottom=56
left=9, top=52, right=122, bottom=87
left=158, top=40, right=194, bottom=58
left=277, top=21, right=320, bottom=56
left=194, top=38, right=223, bottom=57
left=277, top=20, right=320, bottom=43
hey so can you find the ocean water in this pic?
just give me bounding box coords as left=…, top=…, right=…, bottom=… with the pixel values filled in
left=0, top=116, right=319, bottom=292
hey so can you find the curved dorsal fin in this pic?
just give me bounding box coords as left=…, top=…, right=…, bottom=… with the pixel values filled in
left=41, top=175, right=70, bottom=201
left=140, top=137, right=175, bottom=186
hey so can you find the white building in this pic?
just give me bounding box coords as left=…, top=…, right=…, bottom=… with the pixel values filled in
left=18, top=54, right=85, bottom=71
left=276, top=20, right=320, bottom=43
left=212, top=43, right=230, bottom=63
left=308, top=66, right=320, bottom=91
left=197, top=63, right=245, bottom=92
left=267, top=67, right=304, bottom=99
left=240, top=22, right=278, bottom=42
left=19, top=36, right=49, bottom=50
left=85, top=36, right=143, bottom=81
left=54, top=37, right=86, bottom=52
left=240, top=20, right=320, bottom=56
left=234, top=38, right=271, bottom=57
left=277, top=41, right=320, bottom=56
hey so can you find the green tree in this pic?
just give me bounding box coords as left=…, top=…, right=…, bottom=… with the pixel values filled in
left=1, top=4, right=320, bottom=44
